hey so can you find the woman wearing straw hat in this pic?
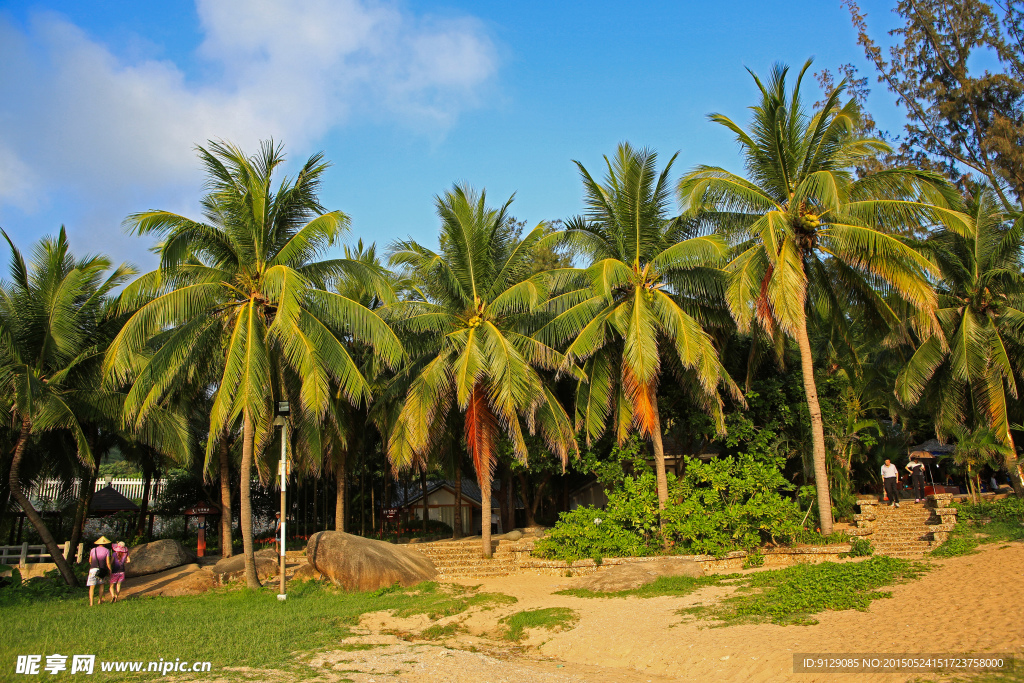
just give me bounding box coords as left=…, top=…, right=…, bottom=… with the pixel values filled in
left=87, top=537, right=113, bottom=606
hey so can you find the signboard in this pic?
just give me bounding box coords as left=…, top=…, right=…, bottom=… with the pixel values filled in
left=183, top=502, right=220, bottom=516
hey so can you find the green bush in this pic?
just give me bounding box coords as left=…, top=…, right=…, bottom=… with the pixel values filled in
left=846, top=538, right=873, bottom=557
left=662, top=452, right=802, bottom=556
left=531, top=505, right=655, bottom=562
left=535, top=427, right=804, bottom=561
left=957, top=497, right=1024, bottom=524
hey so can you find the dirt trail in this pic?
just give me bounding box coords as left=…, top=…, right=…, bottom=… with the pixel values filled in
left=436, top=542, right=1024, bottom=683
left=153, top=543, right=1023, bottom=682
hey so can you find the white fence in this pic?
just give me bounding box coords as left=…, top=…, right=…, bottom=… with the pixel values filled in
left=0, top=542, right=84, bottom=567
left=29, top=478, right=167, bottom=504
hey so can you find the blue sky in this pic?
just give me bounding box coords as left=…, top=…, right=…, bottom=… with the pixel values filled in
left=0, top=0, right=907, bottom=269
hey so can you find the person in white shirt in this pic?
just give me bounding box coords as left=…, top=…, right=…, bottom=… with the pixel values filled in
left=881, top=458, right=900, bottom=507
left=905, top=456, right=926, bottom=502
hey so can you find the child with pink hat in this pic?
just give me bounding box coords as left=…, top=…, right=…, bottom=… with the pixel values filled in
left=110, top=542, right=131, bottom=603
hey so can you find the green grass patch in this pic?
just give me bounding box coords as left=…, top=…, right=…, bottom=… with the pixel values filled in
left=555, top=573, right=729, bottom=599
left=680, top=556, right=927, bottom=626
left=499, top=607, right=579, bottom=641
left=931, top=536, right=980, bottom=558
left=931, top=515, right=1024, bottom=558
left=0, top=576, right=514, bottom=680
left=419, top=622, right=464, bottom=640
left=388, top=582, right=517, bottom=619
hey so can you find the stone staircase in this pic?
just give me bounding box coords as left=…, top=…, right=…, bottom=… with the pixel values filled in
left=412, top=538, right=521, bottom=578
left=851, top=494, right=959, bottom=558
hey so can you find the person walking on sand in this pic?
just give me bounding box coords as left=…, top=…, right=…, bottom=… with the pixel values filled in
left=110, top=541, right=131, bottom=603
left=881, top=459, right=901, bottom=508
left=906, top=456, right=927, bottom=502
left=87, top=537, right=112, bottom=606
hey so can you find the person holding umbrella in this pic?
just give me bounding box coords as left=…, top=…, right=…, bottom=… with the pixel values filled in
left=906, top=455, right=927, bottom=503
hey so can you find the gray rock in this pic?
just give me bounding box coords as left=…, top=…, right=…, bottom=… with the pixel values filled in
left=572, top=557, right=703, bottom=592
left=125, top=539, right=197, bottom=578
left=504, top=530, right=524, bottom=541
left=212, top=549, right=279, bottom=583
left=306, top=531, right=437, bottom=592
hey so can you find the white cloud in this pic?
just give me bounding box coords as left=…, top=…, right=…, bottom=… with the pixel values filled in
left=0, top=1, right=498, bottom=253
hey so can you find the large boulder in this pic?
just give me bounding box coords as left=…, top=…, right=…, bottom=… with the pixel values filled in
left=212, top=549, right=279, bottom=583
left=572, top=557, right=703, bottom=592
left=307, top=531, right=437, bottom=591
left=291, top=562, right=324, bottom=583
left=125, top=539, right=197, bottom=578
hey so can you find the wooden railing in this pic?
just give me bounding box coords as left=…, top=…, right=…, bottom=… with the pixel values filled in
left=0, top=542, right=84, bottom=568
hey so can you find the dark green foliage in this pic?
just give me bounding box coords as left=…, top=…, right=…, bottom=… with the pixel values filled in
left=958, top=498, right=1024, bottom=524
left=536, top=398, right=807, bottom=561
left=846, top=538, right=874, bottom=557
left=742, top=552, right=765, bottom=569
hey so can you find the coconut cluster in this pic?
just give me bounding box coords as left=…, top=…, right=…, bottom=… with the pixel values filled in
left=467, top=315, right=484, bottom=328
left=794, top=212, right=821, bottom=230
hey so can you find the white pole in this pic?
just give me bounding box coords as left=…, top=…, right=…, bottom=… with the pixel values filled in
left=278, top=421, right=287, bottom=601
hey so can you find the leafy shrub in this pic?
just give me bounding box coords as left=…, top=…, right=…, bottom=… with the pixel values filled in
left=663, top=452, right=802, bottom=556
left=532, top=505, right=655, bottom=562
left=846, top=538, right=873, bottom=557
left=536, top=427, right=804, bottom=561
left=957, top=497, right=1024, bottom=524
left=743, top=552, right=765, bottom=569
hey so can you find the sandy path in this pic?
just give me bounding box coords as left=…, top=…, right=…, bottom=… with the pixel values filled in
left=436, top=542, right=1024, bottom=683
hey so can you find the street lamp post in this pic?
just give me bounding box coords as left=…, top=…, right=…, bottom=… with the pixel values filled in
left=274, top=401, right=290, bottom=601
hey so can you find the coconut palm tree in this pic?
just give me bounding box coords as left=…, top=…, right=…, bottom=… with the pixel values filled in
left=538, top=143, right=739, bottom=521
left=948, top=425, right=1010, bottom=502
left=0, top=228, right=135, bottom=586
left=678, top=61, right=971, bottom=533
left=104, top=140, right=403, bottom=587
left=386, top=184, right=578, bottom=557
left=896, top=183, right=1024, bottom=493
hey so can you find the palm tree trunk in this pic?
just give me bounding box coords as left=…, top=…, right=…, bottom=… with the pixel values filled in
left=68, top=467, right=95, bottom=556
left=419, top=466, right=428, bottom=534
left=794, top=309, right=834, bottom=535
left=453, top=460, right=463, bottom=539
left=8, top=418, right=78, bottom=587
left=135, top=469, right=153, bottom=538
left=312, top=476, right=318, bottom=533
left=334, top=450, right=347, bottom=532
left=239, top=411, right=260, bottom=588
left=480, top=472, right=492, bottom=558
left=648, top=389, right=670, bottom=515
left=218, top=437, right=233, bottom=558
left=1001, top=433, right=1024, bottom=496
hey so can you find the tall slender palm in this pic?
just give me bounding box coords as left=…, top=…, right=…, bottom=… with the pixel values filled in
left=538, top=143, right=738, bottom=520
left=0, top=229, right=135, bottom=586
left=678, top=62, right=970, bottom=532
left=386, top=184, right=578, bottom=557
left=896, top=183, right=1024, bottom=493
left=104, top=141, right=403, bottom=587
